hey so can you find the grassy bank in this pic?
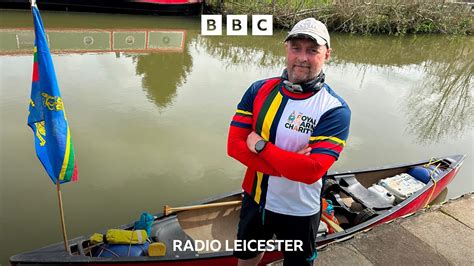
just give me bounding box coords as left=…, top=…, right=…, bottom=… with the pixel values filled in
left=205, top=0, right=473, bottom=35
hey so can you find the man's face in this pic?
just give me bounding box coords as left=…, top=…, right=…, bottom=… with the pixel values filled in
left=285, top=38, right=331, bottom=84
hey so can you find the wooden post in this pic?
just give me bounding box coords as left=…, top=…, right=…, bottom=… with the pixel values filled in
left=56, top=179, right=70, bottom=254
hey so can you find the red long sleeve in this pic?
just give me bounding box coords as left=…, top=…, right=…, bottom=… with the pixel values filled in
left=227, top=126, right=281, bottom=176
left=260, top=142, right=335, bottom=185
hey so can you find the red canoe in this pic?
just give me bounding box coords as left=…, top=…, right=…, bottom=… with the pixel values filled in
left=10, top=154, right=466, bottom=265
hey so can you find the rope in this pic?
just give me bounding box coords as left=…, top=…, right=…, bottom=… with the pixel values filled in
left=128, top=229, right=136, bottom=257
left=424, top=157, right=443, bottom=168
left=424, top=162, right=441, bottom=208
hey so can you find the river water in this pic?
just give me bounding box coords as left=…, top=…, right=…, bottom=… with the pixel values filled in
left=0, top=9, right=472, bottom=265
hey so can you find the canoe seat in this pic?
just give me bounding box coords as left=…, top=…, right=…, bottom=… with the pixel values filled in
left=150, top=216, right=196, bottom=257
left=336, top=174, right=393, bottom=210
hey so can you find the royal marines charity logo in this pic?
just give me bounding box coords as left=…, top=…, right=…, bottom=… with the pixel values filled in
left=285, top=111, right=317, bottom=134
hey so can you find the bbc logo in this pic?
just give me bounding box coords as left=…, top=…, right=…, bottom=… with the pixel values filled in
left=201, top=15, right=273, bottom=36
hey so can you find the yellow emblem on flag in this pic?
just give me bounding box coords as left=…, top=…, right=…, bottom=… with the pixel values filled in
left=35, top=121, right=46, bottom=146
left=41, top=92, right=64, bottom=111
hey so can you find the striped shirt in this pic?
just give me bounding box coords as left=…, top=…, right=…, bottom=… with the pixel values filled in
left=229, top=77, right=351, bottom=216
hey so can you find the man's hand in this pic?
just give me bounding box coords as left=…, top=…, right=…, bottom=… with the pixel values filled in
left=247, top=131, right=312, bottom=156
left=246, top=131, right=263, bottom=153
left=297, top=144, right=312, bottom=156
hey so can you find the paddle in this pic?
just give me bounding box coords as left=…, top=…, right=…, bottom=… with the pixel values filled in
left=163, top=200, right=344, bottom=233
left=163, top=200, right=242, bottom=216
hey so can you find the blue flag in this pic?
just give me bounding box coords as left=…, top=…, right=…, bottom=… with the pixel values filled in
left=28, top=5, right=78, bottom=184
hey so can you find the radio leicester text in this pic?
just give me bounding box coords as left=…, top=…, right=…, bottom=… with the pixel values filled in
left=173, top=239, right=302, bottom=252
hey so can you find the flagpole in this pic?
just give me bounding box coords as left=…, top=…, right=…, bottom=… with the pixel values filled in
left=29, top=0, right=76, bottom=255
left=56, top=179, right=70, bottom=254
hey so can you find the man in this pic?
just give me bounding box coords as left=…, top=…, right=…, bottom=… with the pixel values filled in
left=227, top=17, right=351, bottom=266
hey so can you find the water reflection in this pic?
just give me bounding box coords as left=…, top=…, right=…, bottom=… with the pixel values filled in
left=406, top=38, right=473, bottom=143
left=0, top=28, right=186, bottom=54
left=195, top=35, right=285, bottom=68
left=132, top=49, right=193, bottom=108
left=0, top=26, right=194, bottom=109
left=0, top=9, right=202, bottom=110
left=195, top=34, right=473, bottom=144
left=329, top=35, right=473, bottom=143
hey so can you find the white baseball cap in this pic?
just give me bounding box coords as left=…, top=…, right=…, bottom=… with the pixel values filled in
left=284, top=18, right=330, bottom=48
